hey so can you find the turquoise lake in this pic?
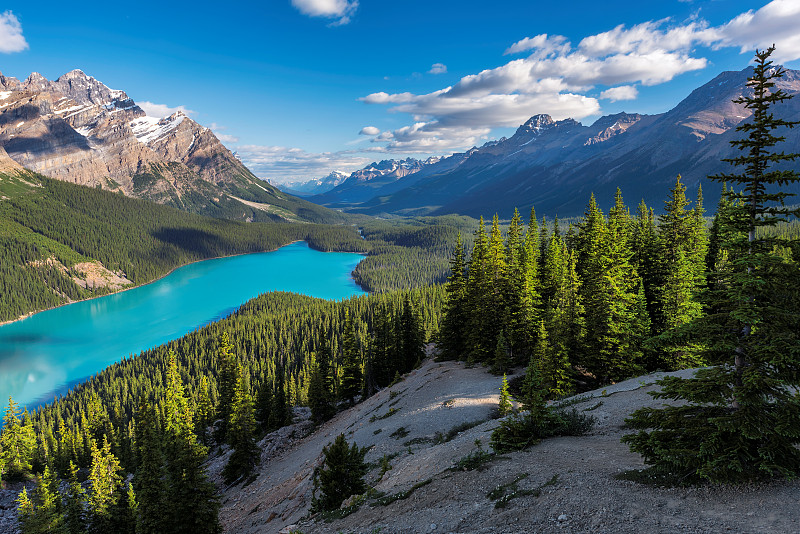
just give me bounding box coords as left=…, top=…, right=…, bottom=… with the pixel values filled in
left=0, top=241, right=366, bottom=409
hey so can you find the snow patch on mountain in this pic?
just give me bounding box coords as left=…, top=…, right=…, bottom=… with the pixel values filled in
left=130, top=113, right=186, bottom=145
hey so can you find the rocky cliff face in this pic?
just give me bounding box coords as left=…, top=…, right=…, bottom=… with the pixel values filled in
left=0, top=70, right=328, bottom=222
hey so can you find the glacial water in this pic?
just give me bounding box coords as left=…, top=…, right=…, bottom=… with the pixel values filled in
left=0, top=241, right=365, bottom=409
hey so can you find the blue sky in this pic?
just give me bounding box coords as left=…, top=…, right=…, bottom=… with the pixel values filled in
left=1, top=0, right=799, bottom=182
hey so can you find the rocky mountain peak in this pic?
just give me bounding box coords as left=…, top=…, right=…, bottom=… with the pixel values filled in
left=57, top=69, right=90, bottom=81
left=515, top=114, right=555, bottom=136
left=24, top=72, right=48, bottom=88
left=0, top=72, right=20, bottom=90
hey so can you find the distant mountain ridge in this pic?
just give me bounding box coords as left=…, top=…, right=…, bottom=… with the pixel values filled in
left=309, top=156, right=442, bottom=206
left=314, top=66, right=800, bottom=217
left=0, top=70, right=338, bottom=223
left=273, top=170, right=349, bottom=197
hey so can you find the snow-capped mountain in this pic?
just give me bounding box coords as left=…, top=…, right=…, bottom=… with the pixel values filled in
left=310, top=156, right=442, bottom=206
left=0, top=70, right=327, bottom=222
left=274, top=170, right=350, bottom=196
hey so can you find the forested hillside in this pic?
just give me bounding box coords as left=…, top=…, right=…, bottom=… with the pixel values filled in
left=0, top=172, right=467, bottom=322
left=28, top=285, right=442, bottom=463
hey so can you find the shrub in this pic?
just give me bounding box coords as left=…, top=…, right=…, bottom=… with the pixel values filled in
left=311, top=434, right=368, bottom=512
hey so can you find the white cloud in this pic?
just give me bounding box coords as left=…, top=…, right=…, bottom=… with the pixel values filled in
left=577, top=20, right=718, bottom=57
left=504, top=34, right=570, bottom=57
left=236, top=144, right=372, bottom=182
left=359, top=126, right=380, bottom=135
left=361, top=2, right=800, bottom=154
left=0, top=11, right=28, bottom=54
left=600, top=85, right=639, bottom=102
left=208, top=123, right=239, bottom=144
left=291, top=0, right=358, bottom=25
left=714, top=0, right=800, bottom=62
left=138, top=101, right=196, bottom=118
left=374, top=122, right=492, bottom=153
left=429, top=63, right=448, bottom=74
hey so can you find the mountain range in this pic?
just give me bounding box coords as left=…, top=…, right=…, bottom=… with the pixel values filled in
left=0, top=70, right=337, bottom=223
left=272, top=170, right=349, bottom=197
left=307, top=66, right=800, bottom=218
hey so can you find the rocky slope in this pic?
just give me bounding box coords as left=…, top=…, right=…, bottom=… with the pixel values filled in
left=343, top=66, right=800, bottom=217
left=0, top=70, right=338, bottom=223
left=212, top=358, right=800, bottom=534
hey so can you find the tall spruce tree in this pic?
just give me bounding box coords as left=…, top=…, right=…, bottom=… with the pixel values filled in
left=438, top=232, right=468, bottom=360
left=340, top=310, right=363, bottom=404
left=214, top=333, right=237, bottom=444
left=503, top=208, right=528, bottom=360
left=64, top=461, right=87, bottom=534
left=162, top=352, right=221, bottom=533
left=624, top=47, right=800, bottom=482
left=650, top=176, right=707, bottom=369
left=466, top=217, right=494, bottom=363
left=268, top=368, right=292, bottom=430
left=308, top=346, right=336, bottom=424
left=17, top=465, right=64, bottom=534
left=133, top=400, right=165, bottom=534
left=631, top=199, right=661, bottom=370
left=0, top=397, right=36, bottom=482
left=223, top=362, right=259, bottom=484
left=398, top=296, right=425, bottom=372
left=87, top=436, right=123, bottom=534
left=194, top=375, right=214, bottom=446
left=255, top=378, right=274, bottom=433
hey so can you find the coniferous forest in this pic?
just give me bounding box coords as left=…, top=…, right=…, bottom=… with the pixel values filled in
left=1, top=47, right=799, bottom=533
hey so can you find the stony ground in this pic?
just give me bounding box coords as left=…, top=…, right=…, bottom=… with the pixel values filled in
left=214, top=360, right=800, bottom=534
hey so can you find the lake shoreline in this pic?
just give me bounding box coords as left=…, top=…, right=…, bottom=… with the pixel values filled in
left=1, top=241, right=368, bottom=409
left=0, top=239, right=367, bottom=327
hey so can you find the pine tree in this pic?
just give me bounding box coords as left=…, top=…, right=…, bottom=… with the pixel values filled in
left=491, top=330, right=510, bottom=375
left=268, top=368, right=292, bottom=430
left=134, top=400, right=165, bottom=534
left=308, top=352, right=336, bottom=424
left=64, top=461, right=87, bottom=534
left=504, top=209, right=532, bottom=360
left=1, top=396, right=36, bottom=482
left=254, top=378, right=274, bottom=433
left=523, top=320, right=549, bottom=418
left=466, top=216, right=494, bottom=363
left=651, top=176, right=707, bottom=369
left=163, top=352, right=221, bottom=533
left=398, top=296, right=425, bottom=372
left=310, top=434, right=368, bottom=512
left=223, top=362, right=260, bottom=484
left=87, top=436, right=123, bottom=534
left=631, top=199, right=660, bottom=333
left=487, top=214, right=508, bottom=350
left=194, top=375, right=214, bottom=446
left=438, top=232, right=468, bottom=360
left=340, top=311, right=363, bottom=405
left=624, top=47, right=800, bottom=482
left=214, top=333, right=237, bottom=444
left=370, top=306, right=396, bottom=387
left=498, top=374, right=513, bottom=416
left=17, top=465, right=65, bottom=534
